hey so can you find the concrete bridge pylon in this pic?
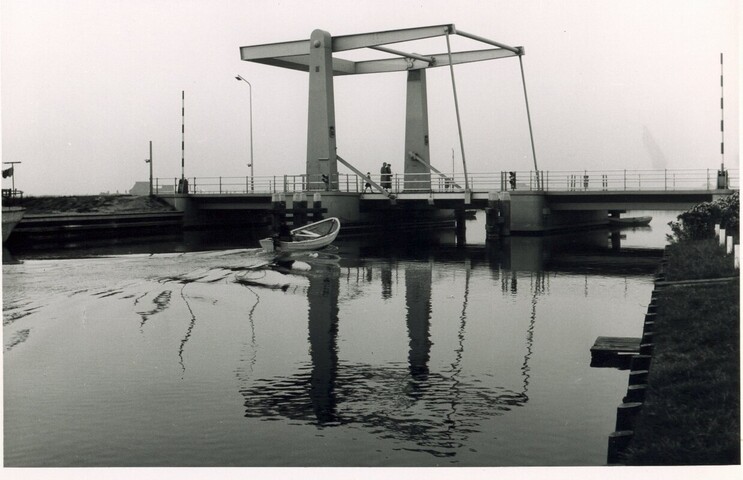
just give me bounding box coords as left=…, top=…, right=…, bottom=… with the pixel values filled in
left=306, top=29, right=338, bottom=191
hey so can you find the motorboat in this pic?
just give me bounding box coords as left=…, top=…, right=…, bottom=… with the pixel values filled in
left=260, top=217, right=341, bottom=252
left=608, top=216, right=652, bottom=227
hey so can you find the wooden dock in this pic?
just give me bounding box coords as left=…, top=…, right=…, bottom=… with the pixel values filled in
left=590, top=336, right=641, bottom=369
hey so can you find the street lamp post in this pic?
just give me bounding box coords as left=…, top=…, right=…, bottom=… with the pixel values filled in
left=235, top=75, right=254, bottom=192
left=145, top=140, right=153, bottom=196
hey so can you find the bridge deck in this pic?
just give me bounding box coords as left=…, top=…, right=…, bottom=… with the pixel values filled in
left=169, top=188, right=735, bottom=211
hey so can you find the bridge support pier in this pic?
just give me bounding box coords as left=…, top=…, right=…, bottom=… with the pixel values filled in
left=486, top=192, right=511, bottom=241
left=455, top=208, right=467, bottom=245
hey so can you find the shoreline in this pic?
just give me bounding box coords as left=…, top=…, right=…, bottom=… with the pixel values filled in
left=610, top=239, right=740, bottom=465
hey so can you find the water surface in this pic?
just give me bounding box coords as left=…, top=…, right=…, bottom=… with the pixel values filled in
left=3, top=212, right=674, bottom=466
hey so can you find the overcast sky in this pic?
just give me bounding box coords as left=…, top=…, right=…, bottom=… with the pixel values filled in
left=1, top=0, right=739, bottom=195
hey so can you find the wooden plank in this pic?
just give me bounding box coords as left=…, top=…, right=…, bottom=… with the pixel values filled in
left=591, top=336, right=641, bottom=356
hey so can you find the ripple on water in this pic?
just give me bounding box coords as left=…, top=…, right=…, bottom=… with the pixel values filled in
left=5, top=328, right=30, bottom=351
left=238, top=361, right=528, bottom=458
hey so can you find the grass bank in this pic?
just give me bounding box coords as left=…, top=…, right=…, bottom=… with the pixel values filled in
left=19, top=195, right=175, bottom=215
left=622, top=239, right=740, bottom=465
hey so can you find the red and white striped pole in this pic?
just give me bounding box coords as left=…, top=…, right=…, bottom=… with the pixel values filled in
left=181, top=90, right=185, bottom=181
left=717, top=54, right=729, bottom=189
left=720, top=53, right=724, bottom=170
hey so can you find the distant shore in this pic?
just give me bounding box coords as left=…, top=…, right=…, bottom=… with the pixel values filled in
left=6, top=195, right=183, bottom=251
left=18, top=194, right=176, bottom=215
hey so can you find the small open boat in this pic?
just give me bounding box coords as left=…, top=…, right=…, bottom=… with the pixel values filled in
left=260, top=217, right=341, bottom=252
left=608, top=216, right=652, bottom=227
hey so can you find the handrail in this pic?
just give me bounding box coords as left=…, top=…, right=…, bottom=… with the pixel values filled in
left=152, top=169, right=738, bottom=195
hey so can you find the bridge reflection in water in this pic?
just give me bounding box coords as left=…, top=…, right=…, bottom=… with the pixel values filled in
left=234, top=238, right=626, bottom=457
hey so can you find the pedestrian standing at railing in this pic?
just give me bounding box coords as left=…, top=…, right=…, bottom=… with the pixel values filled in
left=385, top=163, right=392, bottom=191
left=380, top=162, right=388, bottom=191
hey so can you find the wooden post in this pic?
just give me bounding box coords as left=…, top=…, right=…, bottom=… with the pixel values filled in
left=623, top=384, right=648, bottom=404
left=628, top=369, right=649, bottom=386
left=272, top=193, right=286, bottom=234
left=293, top=192, right=308, bottom=227
left=630, top=354, right=652, bottom=371
left=312, top=193, right=323, bottom=221
left=607, top=431, right=634, bottom=465
left=615, top=402, right=643, bottom=431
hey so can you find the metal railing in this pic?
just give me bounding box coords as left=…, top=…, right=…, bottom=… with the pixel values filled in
left=526, top=169, right=739, bottom=192
left=154, top=169, right=738, bottom=195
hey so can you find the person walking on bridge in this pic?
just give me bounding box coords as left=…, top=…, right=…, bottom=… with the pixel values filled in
left=380, top=162, right=388, bottom=191
left=384, top=163, right=393, bottom=191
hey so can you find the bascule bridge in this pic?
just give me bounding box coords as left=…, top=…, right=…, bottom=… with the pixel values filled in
left=156, top=25, right=736, bottom=237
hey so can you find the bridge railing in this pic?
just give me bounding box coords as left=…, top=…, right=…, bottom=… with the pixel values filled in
left=154, top=169, right=738, bottom=195
left=528, top=169, right=739, bottom=192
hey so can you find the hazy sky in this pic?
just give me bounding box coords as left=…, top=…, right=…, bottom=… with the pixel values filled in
left=1, top=0, right=739, bottom=195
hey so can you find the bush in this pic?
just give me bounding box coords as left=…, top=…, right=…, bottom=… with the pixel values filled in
left=664, top=239, right=738, bottom=281
left=668, top=191, right=739, bottom=242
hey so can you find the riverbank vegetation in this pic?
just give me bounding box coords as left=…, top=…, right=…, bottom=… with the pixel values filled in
left=19, top=195, right=175, bottom=215
left=622, top=192, right=740, bottom=465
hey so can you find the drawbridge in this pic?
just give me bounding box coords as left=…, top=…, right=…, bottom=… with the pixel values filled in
left=155, top=26, right=737, bottom=236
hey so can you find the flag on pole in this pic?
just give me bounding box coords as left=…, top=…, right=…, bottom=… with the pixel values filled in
left=2, top=166, right=13, bottom=178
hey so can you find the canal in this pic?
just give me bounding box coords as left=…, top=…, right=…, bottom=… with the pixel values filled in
left=2, top=211, right=676, bottom=466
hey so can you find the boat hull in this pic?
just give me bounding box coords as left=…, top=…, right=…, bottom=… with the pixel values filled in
left=608, top=216, right=652, bottom=227
left=2, top=207, right=25, bottom=242
left=260, top=217, right=341, bottom=252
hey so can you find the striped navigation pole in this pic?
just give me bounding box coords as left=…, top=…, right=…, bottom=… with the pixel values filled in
left=718, top=53, right=728, bottom=189
left=181, top=90, right=186, bottom=191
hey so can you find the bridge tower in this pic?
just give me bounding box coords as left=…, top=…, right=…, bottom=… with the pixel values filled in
left=404, top=69, right=431, bottom=191
left=307, top=29, right=338, bottom=191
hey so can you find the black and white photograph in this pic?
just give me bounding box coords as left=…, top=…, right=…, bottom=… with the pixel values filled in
left=1, top=1, right=740, bottom=478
